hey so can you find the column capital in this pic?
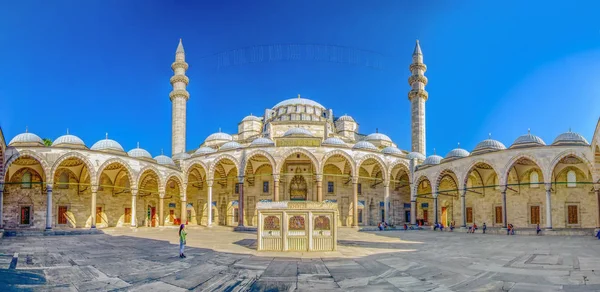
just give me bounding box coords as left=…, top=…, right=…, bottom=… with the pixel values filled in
left=91, top=185, right=98, bottom=193
left=46, top=184, right=53, bottom=192
left=131, top=188, right=138, bottom=196
left=237, top=176, right=245, bottom=184
left=159, top=187, right=166, bottom=198
left=593, top=184, right=600, bottom=192
left=180, top=197, right=187, bottom=202
left=461, top=188, right=467, bottom=197
left=206, top=179, right=214, bottom=187
left=383, top=180, right=390, bottom=188
left=272, top=174, right=280, bottom=182
left=499, top=185, right=508, bottom=193
left=545, top=183, right=552, bottom=192
left=411, top=199, right=416, bottom=203
left=351, top=176, right=359, bottom=184
left=315, top=174, right=323, bottom=182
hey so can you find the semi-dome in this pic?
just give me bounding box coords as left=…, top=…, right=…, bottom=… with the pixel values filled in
left=283, top=127, right=313, bottom=137
left=9, top=131, right=44, bottom=146
left=127, top=144, right=153, bottom=160
left=220, top=141, right=243, bottom=151
left=352, top=141, right=378, bottom=151
left=53, top=134, right=86, bottom=148
left=322, top=137, right=347, bottom=146
left=423, top=154, right=443, bottom=165
left=173, top=152, right=191, bottom=160
left=511, top=130, right=546, bottom=148
left=381, top=146, right=403, bottom=155
left=336, top=115, right=355, bottom=122
left=241, top=114, right=262, bottom=122
left=91, top=136, right=125, bottom=153
left=205, top=132, right=233, bottom=143
left=154, top=154, right=176, bottom=166
left=552, top=130, right=589, bottom=146
left=273, top=97, right=325, bottom=109
left=445, top=148, right=470, bottom=159
left=194, top=146, right=217, bottom=156
left=365, top=133, right=392, bottom=142
left=251, top=137, right=275, bottom=146
left=407, top=152, right=426, bottom=161
left=472, top=138, right=506, bottom=155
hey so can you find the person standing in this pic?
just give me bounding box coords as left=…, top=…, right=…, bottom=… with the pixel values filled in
left=179, top=224, right=187, bottom=258
left=536, top=224, right=541, bottom=235
left=483, top=223, right=487, bottom=234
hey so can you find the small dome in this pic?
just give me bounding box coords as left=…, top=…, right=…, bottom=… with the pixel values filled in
left=283, top=127, right=313, bottom=137
left=336, top=115, right=355, bottom=122
left=365, top=133, right=392, bottom=142
left=205, top=132, right=233, bottom=143
left=91, top=137, right=125, bottom=153
left=173, top=152, right=191, bottom=160
left=154, top=155, right=176, bottom=166
left=511, top=131, right=546, bottom=148
left=352, top=141, right=378, bottom=151
left=472, top=139, right=506, bottom=155
left=273, top=97, right=325, bottom=109
left=52, top=133, right=86, bottom=148
left=9, top=132, right=44, bottom=146
left=194, top=146, right=217, bottom=156
left=251, top=137, right=275, bottom=146
left=322, top=137, right=347, bottom=146
left=445, top=148, right=470, bottom=159
left=407, top=152, right=426, bottom=161
left=127, top=146, right=153, bottom=160
left=552, top=131, right=589, bottom=146
left=423, top=155, right=443, bottom=165
left=220, top=141, right=243, bottom=151
left=242, top=114, right=262, bottom=122
left=381, top=146, right=403, bottom=155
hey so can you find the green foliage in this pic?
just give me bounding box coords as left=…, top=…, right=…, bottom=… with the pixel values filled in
left=42, top=138, right=52, bottom=147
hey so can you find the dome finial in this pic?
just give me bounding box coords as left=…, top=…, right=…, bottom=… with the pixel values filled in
left=569, top=127, right=572, bottom=132
left=66, top=128, right=69, bottom=135
left=105, top=132, right=108, bottom=140
left=25, top=126, right=28, bottom=133
left=488, top=133, right=492, bottom=139
left=297, top=94, right=301, bottom=99
left=161, top=148, right=164, bottom=155
left=528, top=128, right=531, bottom=134
left=433, top=148, right=436, bottom=155
left=218, top=127, right=221, bottom=133
left=137, top=141, right=140, bottom=148
left=376, top=128, right=378, bottom=133
left=458, top=142, right=460, bottom=148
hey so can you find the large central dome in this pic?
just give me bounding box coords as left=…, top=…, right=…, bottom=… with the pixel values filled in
left=272, top=97, right=325, bottom=109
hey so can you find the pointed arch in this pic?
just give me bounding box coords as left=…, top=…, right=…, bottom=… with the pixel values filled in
left=548, top=150, right=594, bottom=183
left=321, top=149, right=356, bottom=177
left=137, top=165, right=163, bottom=190
left=4, top=150, right=50, bottom=182
left=500, top=154, right=545, bottom=186
left=183, top=160, right=209, bottom=180
left=356, top=154, right=388, bottom=181
left=388, top=159, right=411, bottom=184
left=434, top=167, right=461, bottom=192
left=277, top=148, right=320, bottom=173
left=242, top=149, right=276, bottom=175
left=165, top=172, right=184, bottom=191
left=96, top=158, right=136, bottom=188
left=413, top=174, right=433, bottom=199
left=460, top=158, right=499, bottom=188
left=51, top=152, right=97, bottom=185
left=208, top=154, right=240, bottom=180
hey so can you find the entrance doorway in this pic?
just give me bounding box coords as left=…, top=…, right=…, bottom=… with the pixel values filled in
left=441, top=207, right=447, bottom=226
left=20, top=206, right=31, bottom=225
left=150, top=207, right=157, bottom=227
left=380, top=209, right=385, bottom=222
left=58, top=206, right=68, bottom=225
left=405, top=210, right=410, bottom=223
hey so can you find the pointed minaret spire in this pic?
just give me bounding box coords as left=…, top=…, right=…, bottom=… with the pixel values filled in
left=413, top=39, right=423, bottom=56
left=176, top=38, right=184, bottom=54
left=408, top=40, right=428, bottom=155
left=170, top=38, right=190, bottom=156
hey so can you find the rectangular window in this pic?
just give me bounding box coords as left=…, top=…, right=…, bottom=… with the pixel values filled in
left=567, top=205, right=578, bottom=224
left=234, top=208, right=239, bottom=223
left=423, top=210, right=428, bottom=223
left=263, top=181, right=269, bottom=193
left=20, top=206, right=31, bottom=225
left=124, top=208, right=131, bottom=224
left=358, top=183, right=362, bottom=195
left=466, top=207, right=473, bottom=224
left=530, top=206, right=540, bottom=225
left=58, top=206, right=68, bottom=225
left=96, top=207, right=102, bottom=224
left=358, top=209, right=363, bottom=223
left=327, top=181, right=334, bottom=193
left=235, top=184, right=239, bottom=194
left=495, top=206, right=503, bottom=224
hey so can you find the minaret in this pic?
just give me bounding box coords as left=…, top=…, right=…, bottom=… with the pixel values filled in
left=408, top=40, right=428, bottom=155
left=170, top=39, right=190, bottom=156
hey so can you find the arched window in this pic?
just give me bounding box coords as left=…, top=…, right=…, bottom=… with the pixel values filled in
left=59, top=172, right=69, bottom=189
left=529, top=171, right=539, bottom=188
left=567, top=170, right=576, bottom=187
left=22, top=171, right=32, bottom=189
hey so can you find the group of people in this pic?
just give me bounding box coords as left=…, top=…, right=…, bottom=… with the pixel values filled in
left=468, top=222, right=486, bottom=233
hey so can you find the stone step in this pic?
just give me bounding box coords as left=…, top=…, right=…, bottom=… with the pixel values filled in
left=2, top=229, right=104, bottom=237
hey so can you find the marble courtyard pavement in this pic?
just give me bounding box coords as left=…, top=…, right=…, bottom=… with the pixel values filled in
left=1, top=227, right=600, bottom=291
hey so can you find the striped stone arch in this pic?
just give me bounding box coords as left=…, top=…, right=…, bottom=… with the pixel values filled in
left=548, top=149, right=595, bottom=182
left=413, top=174, right=434, bottom=200
left=208, top=153, right=241, bottom=181
left=3, top=149, right=51, bottom=182
left=321, top=149, right=356, bottom=177
left=433, top=167, right=461, bottom=193
left=276, top=147, right=320, bottom=173
left=164, top=172, right=185, bottom=198
left=459, top=158, right=500, bottom=189
left=388, top=159, right=410, bottom=184
left=96, top=158, right=136, bottom=188
left=500, top=153, right=546, bottom=186
left=51, top=152, right=97, bottom=185
left=355, top=153, right=388, bottom=181
left=242, top=149, right=277, bottom=175
left=136, top=165, right=164, bottom=190
left=183, top=159, right=209, bottom=181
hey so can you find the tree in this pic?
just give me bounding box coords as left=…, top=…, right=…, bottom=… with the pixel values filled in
left=42, top=138, right=52, bottom=147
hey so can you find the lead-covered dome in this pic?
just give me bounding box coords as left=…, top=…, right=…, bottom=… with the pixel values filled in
left=552, top=131, right=589, bottom=146
left=322, top=137, right=347, bottom=147
left=352, top=141, right=378, bottom=151
left=511, top=130, right=546, bottom=148
left=53, top=134, right=86, bottom=148
left=220, top=141, right=243, bottom=151
left=472, top=138, right=506, bottom=155
left=173, top=152, right=191, bottom=160
left=382, top=146, right=403, bottom=156
left=242, top=114, right=262, bottom=122
left=127, top=144, right=153, bottom=161
left=407, top=152, right=426, bottom=161
left=205, top=132, right=233, bottom=143
left=423, top=155, right=443, bottom=166
left=91, top=136, right=125, bottom=153
left=154, top=155, right=176, bottom=167
left=251, top=137, right=275, bottom=146
left=273, top=97, right=325, bottom=109
left=9, top=131, right=44, bottom=146
left=336, top=115, right=355, bottom=122
left=445, top=148, right=470, bottom=159
left=283, top=127, right=313, bottom=137
left=365, top=133, right=392, bottom=142
left=194, top=146, right=217, bottom=156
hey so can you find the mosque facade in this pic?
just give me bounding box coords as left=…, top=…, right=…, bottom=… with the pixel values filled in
left=1, top=40, right=599, bottom=231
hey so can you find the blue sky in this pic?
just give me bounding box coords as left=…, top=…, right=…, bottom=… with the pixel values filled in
left=1, top=1, right=599, bottom=157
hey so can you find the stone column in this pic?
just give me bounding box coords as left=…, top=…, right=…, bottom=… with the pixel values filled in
left=545, top=183, right=552, bottom=229
left=180, top=184, right=187, bottom=225
left=131, top=189, right=138, bottom=227
left=383, top=181, right=390, bottom=223
left=0, top=183, right=4, bottom=230
left=433, top=195, right=438, bottom=225
left=159, top=188, right=165, bottom=227
left=91, top=186, right=98, bottom=229
left=273, top=174, right=280, bottom=202
left=46, top=184, right=53, bottom=230
left=352, top=176, right=358, bottom=227
left=316, top=174, right=323, bottom=202
left=410, top=200, right=416, bottom=225
left=596, top=188, right=600, bottom=228
left=238, top=176, right=244, bottom=227
left=461, top=188, right=467, bottom=228
left=501, top=186, right=507, bottom=229
left=207, top=179, right=213, bottom=226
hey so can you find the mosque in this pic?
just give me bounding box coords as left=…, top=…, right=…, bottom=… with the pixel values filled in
left=1, top=40, right=599, bottom=232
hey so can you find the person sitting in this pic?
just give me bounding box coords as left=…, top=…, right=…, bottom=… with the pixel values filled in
left=510, top=224, right=515, bottom=235
left=536, top=224, right=541, bottom=235
left=403, top=223, right=408, bottom=231
left=450, top=222, right=455, bottom=232
left=378, top=222, right=384, bottom=231
left=472, top=223, right=478, bottom=233
left=439, top=223, right=444, bottom=232
left=482, top=223, right=487, bottom=234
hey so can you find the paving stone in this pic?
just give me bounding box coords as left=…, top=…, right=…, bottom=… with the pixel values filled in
left=127, top=281, right=187, bottom=292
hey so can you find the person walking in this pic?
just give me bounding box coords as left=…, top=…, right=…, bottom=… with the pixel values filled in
left=179, top=224, right=187, bottom=258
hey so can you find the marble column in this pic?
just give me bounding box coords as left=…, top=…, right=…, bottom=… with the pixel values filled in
left=46, top=184, right=53, bottom=230
left=273, top=174, right=280, bottom=202
left=316, top=174, right=323, bottom=202
left=352, top=176, right=358, bottom=227
left=90, top=186, right=98, bottom=229
left=501, top=187, right=507, bottom=229
left=433, top=195, right=438, bottom=225
left=131, top=189, right=137, bottom=227
left=597, top=188, right=600, bottom=228
left=159, top=189, right=165, bottom=227
left=383, top=181, right=390, bottom=223
left=410, top=200, right=416, bottom=225
left=545, top=183, right=552, bottom=229
left=0, top=183, right=4, bottom=230
left=461, top=188, right=467, bottom=228
left=180, top=184, right=187, bottom=225
left=207, top=179, right=213, bottom=226
left=238, top=176, right=244, bottom=227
